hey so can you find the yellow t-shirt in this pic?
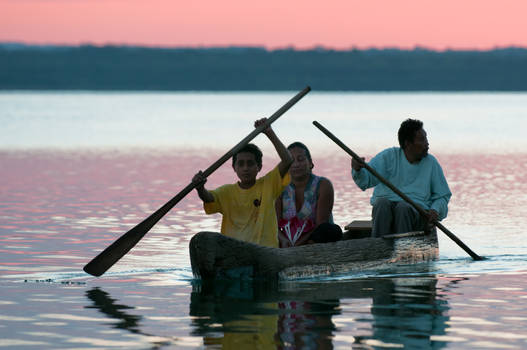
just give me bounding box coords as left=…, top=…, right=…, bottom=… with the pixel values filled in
left=204, top=165, right=290, bottom=247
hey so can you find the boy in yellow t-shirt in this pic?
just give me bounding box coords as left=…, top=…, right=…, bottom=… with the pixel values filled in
left=192, top=118, right=292, bottom=247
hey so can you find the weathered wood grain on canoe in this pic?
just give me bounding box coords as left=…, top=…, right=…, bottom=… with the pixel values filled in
left=189, top=229, right=438, bottom=280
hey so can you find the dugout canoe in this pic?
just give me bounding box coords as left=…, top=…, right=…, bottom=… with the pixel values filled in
left=189, top=221, right=439, bottom=280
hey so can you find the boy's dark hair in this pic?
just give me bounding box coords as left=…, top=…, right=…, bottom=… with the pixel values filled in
left=232, top=143, right=263, bottom=168
left=398, top=118, right=423, bottom=149
left=287, top=142, right=312, bottom=163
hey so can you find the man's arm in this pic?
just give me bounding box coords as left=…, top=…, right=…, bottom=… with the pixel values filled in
left=430, top=193, right=450, bottom=221
left=429, top=159, right=452, bottom=221
left=351, top=154, right=382, bottom=191
left=255, top=118, right=293, bottom=177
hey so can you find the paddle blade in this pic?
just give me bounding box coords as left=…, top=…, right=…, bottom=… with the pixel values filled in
left=83, top=221, right=151, bottom=277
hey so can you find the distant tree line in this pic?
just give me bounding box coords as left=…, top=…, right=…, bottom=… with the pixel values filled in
left=1, top=44, right=527, bottom=90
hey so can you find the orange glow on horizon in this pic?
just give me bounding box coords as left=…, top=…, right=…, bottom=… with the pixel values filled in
left=1, top=0, right=526, bottom=50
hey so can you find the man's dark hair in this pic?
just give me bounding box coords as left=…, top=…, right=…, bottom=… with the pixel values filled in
left=232, top=143, right=263, bottom=168
left=398, top=118, right=423, bottom=149
left=287, top=142, right=312, bottom=163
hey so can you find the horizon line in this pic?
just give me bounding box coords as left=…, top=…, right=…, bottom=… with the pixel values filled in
left=2, top=41, right=527, bottom=53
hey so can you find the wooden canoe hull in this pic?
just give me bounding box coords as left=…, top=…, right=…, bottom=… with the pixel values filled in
left=189, top=229, right=438, bottom=280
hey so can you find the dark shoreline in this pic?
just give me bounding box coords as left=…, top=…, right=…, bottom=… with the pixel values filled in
left=1, top=44, right=527, bottom=91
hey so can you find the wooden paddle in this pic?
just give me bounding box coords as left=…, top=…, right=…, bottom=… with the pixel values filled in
left=312, top=120, right=483, bottom=261
left=82, top=86, right=311, bottom=277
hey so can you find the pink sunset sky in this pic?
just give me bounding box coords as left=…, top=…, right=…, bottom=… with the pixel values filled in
left=1, top=0, right=526, bottom=50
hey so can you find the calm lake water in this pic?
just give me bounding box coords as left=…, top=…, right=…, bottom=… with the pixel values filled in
left=1, top=91, right=527, bottom=349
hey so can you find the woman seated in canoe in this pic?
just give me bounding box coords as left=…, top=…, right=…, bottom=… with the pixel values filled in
left=276, top=142, right=342, bottom=247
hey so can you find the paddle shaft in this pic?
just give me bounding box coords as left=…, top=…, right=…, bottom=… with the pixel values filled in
left=312, top=120, right=483, bottom=261
left=83, top=86, right=311, bottom=277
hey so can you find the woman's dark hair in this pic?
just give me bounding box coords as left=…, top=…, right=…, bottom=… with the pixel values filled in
left=287, top=142, right=312, bottom=163
left=232, top=143, right=263, bottom=168
left=398, top=118, right=423, bottom=149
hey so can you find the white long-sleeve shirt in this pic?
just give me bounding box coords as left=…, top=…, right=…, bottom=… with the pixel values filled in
left=352, top=147, right=452, bottom=220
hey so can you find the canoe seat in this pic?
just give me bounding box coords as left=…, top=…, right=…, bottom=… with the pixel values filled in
left=342, top=220, right=372, bottom=240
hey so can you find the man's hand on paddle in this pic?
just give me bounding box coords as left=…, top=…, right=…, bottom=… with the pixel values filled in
left=351, top=157, right=366, bottom=171
left=425, top=209, right=439, bottom=223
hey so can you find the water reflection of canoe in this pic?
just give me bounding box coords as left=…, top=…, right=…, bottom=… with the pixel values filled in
left=189, top=221, right=439, bottom=280
left=189, top=275, right=450, bottom=349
